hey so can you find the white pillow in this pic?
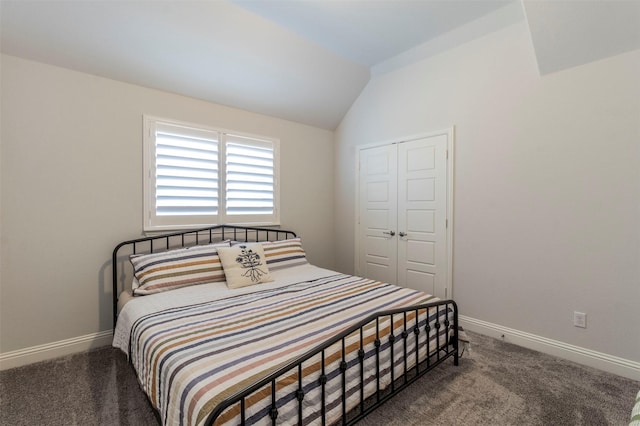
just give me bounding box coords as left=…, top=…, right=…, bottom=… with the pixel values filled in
left=217, top=243, right=273, bottom=289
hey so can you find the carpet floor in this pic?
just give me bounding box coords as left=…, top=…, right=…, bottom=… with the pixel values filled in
left=0, top=331, right=637, bottom=425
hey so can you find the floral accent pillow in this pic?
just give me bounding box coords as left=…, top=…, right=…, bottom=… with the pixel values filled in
left=217, top=243, right=273, bottom=289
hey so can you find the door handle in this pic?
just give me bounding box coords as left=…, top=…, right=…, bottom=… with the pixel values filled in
left=398, top=231, right=407, bottom=237
left=382, top=230, right=396, bottom=237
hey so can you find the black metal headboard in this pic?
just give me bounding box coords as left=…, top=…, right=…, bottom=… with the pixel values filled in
left=112, top=225, right=297, bottom=328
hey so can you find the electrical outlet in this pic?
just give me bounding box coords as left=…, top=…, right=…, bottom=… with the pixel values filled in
left=573, top=311, right=587, bottom=328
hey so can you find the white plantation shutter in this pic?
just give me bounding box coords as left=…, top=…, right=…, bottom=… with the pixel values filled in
left=225, top=134, right=275, bottom=216
left=155, top=123, right=219, bottom=216
left=144, top=116, right=279, bottom=231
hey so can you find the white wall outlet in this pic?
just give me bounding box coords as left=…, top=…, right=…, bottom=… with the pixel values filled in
left=573, top=311, right=587, bottom=328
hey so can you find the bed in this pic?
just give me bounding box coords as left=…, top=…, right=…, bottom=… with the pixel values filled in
left=112, top=225, right=459, bottom=425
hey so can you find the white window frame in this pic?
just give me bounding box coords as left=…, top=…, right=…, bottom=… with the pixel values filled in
left=143, top=115, right=280, bottom=231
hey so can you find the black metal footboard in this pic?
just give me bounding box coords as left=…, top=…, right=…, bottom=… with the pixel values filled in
left=205, top=299, right=458, bottom=425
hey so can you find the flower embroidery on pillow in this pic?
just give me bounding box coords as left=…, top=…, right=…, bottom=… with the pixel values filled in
left=235, top=245, right=269, bottom=283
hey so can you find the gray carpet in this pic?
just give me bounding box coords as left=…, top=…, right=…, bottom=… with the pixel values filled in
left=0, top=331, right=637, bottom=425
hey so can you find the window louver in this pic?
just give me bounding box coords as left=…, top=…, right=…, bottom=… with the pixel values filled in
left=155, top=126, right=219, bottom=216
left=225, top=135, right=274, bottom=215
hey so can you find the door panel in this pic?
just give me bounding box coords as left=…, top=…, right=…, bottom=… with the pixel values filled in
left=406, top=240, right=435, bottom=265
left=397, top=135, right=448, bottom=297
left=407, top=178, right=435, bottom=201
left=406, top=270, right=435, bottom=295
left=365, top=208, right=389, bottom=229
left=358, top=145, right=397, bottom=285
left=407, top=209, right=435, bottom=233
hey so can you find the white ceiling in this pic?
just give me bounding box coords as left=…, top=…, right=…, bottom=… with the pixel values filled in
left=1, top=1, right=639, bottom=130
left=229, top=0, right=511, bottom=67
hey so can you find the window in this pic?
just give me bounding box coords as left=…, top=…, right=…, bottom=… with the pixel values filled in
left=143, top=116, right=279, bottom=231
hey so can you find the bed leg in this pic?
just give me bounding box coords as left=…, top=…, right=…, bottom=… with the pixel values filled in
left=452, top=301, right=459, bottom=366
left=451, top=332, right=459, bottom=366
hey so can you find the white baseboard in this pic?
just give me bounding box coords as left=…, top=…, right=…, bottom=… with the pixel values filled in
left=2, top=320, right=638, bottom=382
left=460, top=315, right=640, bottom=381
left=0, top=330, right=113, bottom=371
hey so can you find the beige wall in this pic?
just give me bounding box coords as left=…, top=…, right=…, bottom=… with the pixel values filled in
left=0, top=54, right=335, bottom=353
left=335, top=21, right=640, bottom=362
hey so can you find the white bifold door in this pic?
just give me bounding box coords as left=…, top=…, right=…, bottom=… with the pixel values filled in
left=357, top=133, right=451, bottom=299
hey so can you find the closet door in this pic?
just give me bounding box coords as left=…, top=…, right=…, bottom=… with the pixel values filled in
left=397, top=135, right=448, bottom=297
left=357, top=144, right=398, bottom=285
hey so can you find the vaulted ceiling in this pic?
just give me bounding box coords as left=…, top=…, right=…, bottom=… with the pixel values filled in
left=1, top=1, right=639, bottom=130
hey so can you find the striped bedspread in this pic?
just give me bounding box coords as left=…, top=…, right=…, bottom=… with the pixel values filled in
left=126, top=271, right=451, bottom=426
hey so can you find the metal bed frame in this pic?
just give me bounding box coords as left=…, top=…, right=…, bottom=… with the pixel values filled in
left=112, top=225, right=459, bottom=425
